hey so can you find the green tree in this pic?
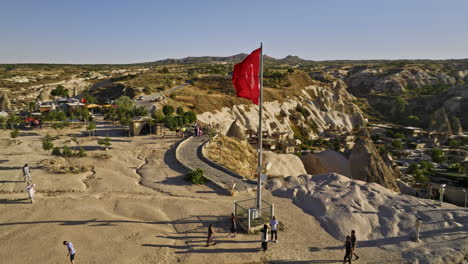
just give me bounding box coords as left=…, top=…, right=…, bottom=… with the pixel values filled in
left=414, top=170, right=429, bottom=184
left=183, top=111, right=197, bottom=123
left=7, top=115, right=22, bottom=130
left=82, top=91, right=96, bottom=104
left=176, top=106, right=185, bottom=115
left=119, top=115, right=132, bottom=137
left=162, top=105, right=174, bottom=116
left=42, top=137, right=54, bottom=155
left=0, top=116, right=7, bottom=129
left=10, top=129, right=19, bottom=144
left=51, top=121, right=70, bottom=136
left=97, top=137, right=112, bottom=150
left=86, top=121, right=96, bottom=136
left=76, top=147, right=87, bottom=158
left=408, top=163, right=420, bottom=174
left=62, top=145, right=73, bottom=157
left=50, top=85, right=69, bottom=98
left=147, top=119, right=155, bottom=134
left=115, top=96, right=134, bottom=113
left=28, top=101, right=36, bottom=112
left=392, top=139, right=403, bottom=149
left=448, top=140, right=460, bottom=148
left=431, top=148, right=447, bottom=163
left=392, top=96, right=406, bottom=120
left=152, top=110, right=165, bottom=123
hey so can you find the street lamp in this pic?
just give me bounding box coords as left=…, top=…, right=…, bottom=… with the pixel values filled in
left=462, top=189, right=467, bottom=208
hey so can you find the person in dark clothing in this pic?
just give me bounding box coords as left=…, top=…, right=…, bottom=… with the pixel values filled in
left=342, top=235, right=352, bottom=264
left=229, top=213, right=237, bottom=237
left=351, top=230, right=359, bottom=260
left=260, top=224, right=268, bottom=251
left=206, top=224, right=216, bottom=247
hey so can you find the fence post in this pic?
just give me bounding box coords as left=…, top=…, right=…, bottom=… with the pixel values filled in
left=233, top=200, right=237, bottom=216
left=272, top=203, right=275, bottom=218
left=248, top=208, right=251, bottom=231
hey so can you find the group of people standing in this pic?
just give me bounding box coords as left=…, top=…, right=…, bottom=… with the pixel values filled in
left=22, top=163, right=35, bottom=203
left=260, top=216, right=279, bottom=251
left=206, top=214, right=280, bottom=252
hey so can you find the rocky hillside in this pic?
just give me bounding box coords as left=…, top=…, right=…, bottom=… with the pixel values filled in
left=313, top=63, right=468, bottom=132
left=197, top=79, right=366, bottom=140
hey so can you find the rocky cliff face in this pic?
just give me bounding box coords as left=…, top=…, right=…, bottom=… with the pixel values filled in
left=343, top=66, right=457, bottom=96
left=316, top=65, right=468, bottom=132
left=349, top=137, right=399, bottom=191
left=197, top=80, right=366, bottom=140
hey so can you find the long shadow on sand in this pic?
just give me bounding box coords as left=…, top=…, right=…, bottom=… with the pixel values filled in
left=0, top=180, right=23, bottom=183
left=0, top=215, right=229, bottom=233
left=0, top=198, right=31, bottom=204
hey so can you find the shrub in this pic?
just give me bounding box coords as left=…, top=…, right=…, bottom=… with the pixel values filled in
left=62, top=145, right=73, bottom=157
left=185, top=168, right=207, bottom=184
left=52, top=147, right=61, bottom=156
left=76, top=147, right=87, bottom=157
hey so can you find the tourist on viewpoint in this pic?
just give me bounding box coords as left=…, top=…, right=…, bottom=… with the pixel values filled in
left=229, top=213, right=237, bottom=238
left=63, top=241, right=76, bottom=264
left=351, top=230, right=359, bottom=260
left=26, top=184, right=35, bottom=203
left=343, top=235, right=353, bottom=264
left=270, top=216, right=279, bottom=243
left=206, top=224, right=216, bottom=247
left=260, top=224, right=269, bottom=251
left=22, top=163, right=31, bottom=183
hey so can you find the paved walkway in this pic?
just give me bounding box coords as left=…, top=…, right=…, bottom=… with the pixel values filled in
left=176, top=135, right=255, bottom=193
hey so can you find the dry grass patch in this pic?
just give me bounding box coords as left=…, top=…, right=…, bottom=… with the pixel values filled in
left=205, top=135, right=257, bottom=179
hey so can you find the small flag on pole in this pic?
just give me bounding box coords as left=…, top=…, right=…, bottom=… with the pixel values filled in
left=232, top=48, right=261, bottom=105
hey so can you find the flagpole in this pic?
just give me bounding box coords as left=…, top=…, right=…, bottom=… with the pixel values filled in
left=256, top=43, right=264, bottom=210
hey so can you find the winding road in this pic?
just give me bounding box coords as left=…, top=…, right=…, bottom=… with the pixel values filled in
left=176, top=135, right=255, bottom=193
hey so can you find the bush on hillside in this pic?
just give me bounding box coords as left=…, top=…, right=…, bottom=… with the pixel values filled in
left=185, top=168, right=207, bottom=184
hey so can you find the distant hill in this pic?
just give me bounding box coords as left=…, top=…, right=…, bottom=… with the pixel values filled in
left=142, top=54, right=308, bottom=65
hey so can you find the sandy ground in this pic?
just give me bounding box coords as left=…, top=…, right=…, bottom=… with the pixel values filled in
left=1, top=119, right=405, bottom=264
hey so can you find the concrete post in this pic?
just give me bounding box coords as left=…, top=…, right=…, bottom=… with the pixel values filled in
left=415, top=218, right=422, bottom=242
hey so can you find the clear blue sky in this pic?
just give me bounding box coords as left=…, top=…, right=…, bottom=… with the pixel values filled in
left=1, top=0, right=467, bottom=64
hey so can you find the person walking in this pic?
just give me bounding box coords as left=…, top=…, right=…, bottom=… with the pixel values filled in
left=206, top=224, right=216, bottom=247
left=270, top=216, right=279, bottom=243
left=260, top=224, right=269, bottom=251
left=181, top=127, right=186, bottom=138
left=229, top=213, right=237, bottom=238
left=63, top=241, right=76, bottom=264
left=350, top=230, right=359, bottom=260
left=342, top=235, right=353, bottom=264
left=22, top=163, right=31, bottom=183
left=26, top=184, right=35, bottom=203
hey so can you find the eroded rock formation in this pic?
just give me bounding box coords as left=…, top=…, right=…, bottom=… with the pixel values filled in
left=349, top=138, right=399, bottom=190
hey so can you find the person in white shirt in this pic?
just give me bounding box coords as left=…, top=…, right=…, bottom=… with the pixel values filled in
left=26, top=184, right=35, bottom=203
left=63, top=241, right=76, bottom=264
left=22, top=163, right=31, bottom=183
left=270, top=216, right=279, bottom=243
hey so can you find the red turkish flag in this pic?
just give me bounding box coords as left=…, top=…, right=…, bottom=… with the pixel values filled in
left=232, top=48, right=261, bottom=105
